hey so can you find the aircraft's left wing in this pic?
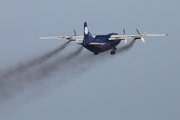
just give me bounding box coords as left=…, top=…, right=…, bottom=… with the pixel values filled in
left=38, top=35, right=84, bottom=40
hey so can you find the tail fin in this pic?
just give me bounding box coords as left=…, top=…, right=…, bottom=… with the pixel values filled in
left=83, top=22, right=94, bottom=45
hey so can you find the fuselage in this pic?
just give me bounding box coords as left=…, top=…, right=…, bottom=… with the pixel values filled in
left=82, top=33, right=121, bottom=54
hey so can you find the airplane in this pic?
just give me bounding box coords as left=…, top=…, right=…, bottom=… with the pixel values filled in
left=39, top=22, right=168, bottom=55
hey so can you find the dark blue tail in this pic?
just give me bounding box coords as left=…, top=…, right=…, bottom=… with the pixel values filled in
left=83, top=22, right=94, bottom=46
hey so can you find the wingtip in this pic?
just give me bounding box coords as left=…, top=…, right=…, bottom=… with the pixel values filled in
left=166, top=34, right=168, bottom=36
left=84, top=21, right=87, bottom=24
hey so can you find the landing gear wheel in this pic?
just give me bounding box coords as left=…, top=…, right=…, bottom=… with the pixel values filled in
left=110, top=50, right=115, bottom=55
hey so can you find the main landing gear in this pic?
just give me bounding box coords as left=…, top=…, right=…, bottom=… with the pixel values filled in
left=110, top=47, right=117, bottom=55
left=94, top=52, right=99, bottom=55
left=110, top=50, right=115, bottom=55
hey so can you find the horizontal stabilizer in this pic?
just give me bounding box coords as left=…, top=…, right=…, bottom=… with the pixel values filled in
left=89, top=42, right=106, bottom=46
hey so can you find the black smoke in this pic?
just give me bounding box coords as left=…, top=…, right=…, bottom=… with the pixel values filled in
left=117, top=39, right=136, bottom=53
left=0, top=41, right=71, bottom=80
left=0, top=40, right=136, bottom=102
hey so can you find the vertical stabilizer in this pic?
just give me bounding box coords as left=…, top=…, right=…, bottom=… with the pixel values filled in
left=83, top=22, right=94, bottom=45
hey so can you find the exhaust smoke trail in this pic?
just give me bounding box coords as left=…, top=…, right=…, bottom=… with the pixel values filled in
left=117, top=39, right=136, bottom=53
left=29, top=46, right=84, bottom=80
left=0, top=41, right=71, bottom=80
left=30, top=39, right=136, bottom=83
left=0, top=46, right=83, bottom=101
left=0, top=40, right=136, bottom=102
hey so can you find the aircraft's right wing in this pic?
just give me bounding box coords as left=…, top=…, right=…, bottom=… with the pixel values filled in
left=108, top=33, right=168, bottom=44
left=109, top=34, right=168, bottom=40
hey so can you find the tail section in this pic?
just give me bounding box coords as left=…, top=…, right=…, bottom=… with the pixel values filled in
left=83, top=22, right=94, bottom=46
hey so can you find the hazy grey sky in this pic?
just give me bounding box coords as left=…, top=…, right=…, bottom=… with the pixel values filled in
left=0, top=0, right=180, bottom=120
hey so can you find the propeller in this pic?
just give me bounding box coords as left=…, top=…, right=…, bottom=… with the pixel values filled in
left=73, top=30, right=80, bottom=44
left=136, top=29, right=145, bottom=43
left=123, top=29, right=127, bottom=44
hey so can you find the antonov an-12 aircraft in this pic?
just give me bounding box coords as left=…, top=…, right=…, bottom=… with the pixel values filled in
left=39, top=22, right=168, bottom=55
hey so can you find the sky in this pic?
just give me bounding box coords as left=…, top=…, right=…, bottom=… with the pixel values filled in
left=0, top=0, right=180, bottom=120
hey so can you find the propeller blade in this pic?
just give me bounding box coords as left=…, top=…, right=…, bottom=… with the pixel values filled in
left=76, top=39, right=79, bottom=44
left=123, top=29, right=125, bottom=35
left=124, top=39, right=127, bottom=44
left=74, top=30, right=77, bottom=36
left=141, top=37, right=145, bottom=43
left=136, top=29, right=140, bottom=34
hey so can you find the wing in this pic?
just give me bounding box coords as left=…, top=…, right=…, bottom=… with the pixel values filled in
left=38, top=35, right=84, bottom=41
left=108, top=34, right=168, bottom=40
left=108, top=33, right=168, bottom=44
